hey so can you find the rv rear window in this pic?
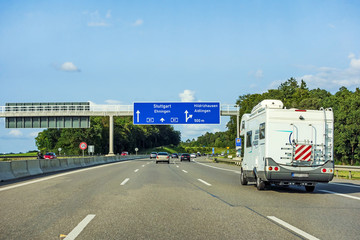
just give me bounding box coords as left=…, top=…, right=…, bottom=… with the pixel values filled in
left=259, top=123, right=265, bottom=139
left=246, top=131, right=252, bottom=148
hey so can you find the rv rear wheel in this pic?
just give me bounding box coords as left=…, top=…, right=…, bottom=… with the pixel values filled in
left=256, top=177, right=265, bottom=190
left=240, top=169, right=248, bottom=185
left=305, top=186, right=315, bottom=192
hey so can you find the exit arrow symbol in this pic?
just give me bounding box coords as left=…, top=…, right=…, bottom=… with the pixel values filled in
left=160, top=118, right=165, bottom=123
left=136, top=110, right=140, bottom=122
left=185, top=110, right=193, bottom=122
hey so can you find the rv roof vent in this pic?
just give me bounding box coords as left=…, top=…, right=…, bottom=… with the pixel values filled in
left=251, top=99, right=283, bottom=114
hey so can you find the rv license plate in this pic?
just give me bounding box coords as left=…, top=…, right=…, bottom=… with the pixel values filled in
left=292, top=173, right=309, bottom=178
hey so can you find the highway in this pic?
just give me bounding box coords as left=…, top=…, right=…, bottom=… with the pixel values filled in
left=0, top=157, right=359, bottom=240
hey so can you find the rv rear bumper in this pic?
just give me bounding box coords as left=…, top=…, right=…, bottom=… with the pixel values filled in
left=262, top=158, right=334, bottom=184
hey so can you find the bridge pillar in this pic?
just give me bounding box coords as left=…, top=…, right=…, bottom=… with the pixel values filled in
left=106, top=115, right=115, bottom=156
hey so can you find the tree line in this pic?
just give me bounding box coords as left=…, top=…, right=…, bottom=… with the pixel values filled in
left=36, top=116, right=181, bottom=155
left=185, top=78, right=360, bottom=165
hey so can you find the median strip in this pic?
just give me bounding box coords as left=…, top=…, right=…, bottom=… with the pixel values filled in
left=267, top=216, right=319, bottom=240
left=64, top=214, right=96, bottom=240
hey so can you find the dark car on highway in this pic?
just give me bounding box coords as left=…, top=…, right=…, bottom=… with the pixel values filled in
left=171, top=153, right=178, bottom=158
left=180, top=153, right=191, bottom=162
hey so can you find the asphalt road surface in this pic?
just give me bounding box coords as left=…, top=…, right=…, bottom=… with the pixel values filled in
left=0, top=157, right=359, bottom=240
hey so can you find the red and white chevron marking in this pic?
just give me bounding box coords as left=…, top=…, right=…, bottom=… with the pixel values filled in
left=295, top=145, right=312, bottom=161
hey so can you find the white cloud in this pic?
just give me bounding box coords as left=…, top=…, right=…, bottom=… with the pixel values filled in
left=132, top=19, right=143, bottom=26
left=9, top=130, right=23, bottom=137
left=29, top=131, right=40, bottom=137
left=179, top=90, right=196, bottom=102
left=255, top=69, right=263, bottom=78
left=84, top=10, right=110, bottom=27
left=300, top=53, right=360, bottom=89
left=59, top=62, right=80, bottom=72
left=106, top=10, right=112, bottom=19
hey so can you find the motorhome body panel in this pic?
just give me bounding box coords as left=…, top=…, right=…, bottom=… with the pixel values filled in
left=241, top=101, right=334, bottom=185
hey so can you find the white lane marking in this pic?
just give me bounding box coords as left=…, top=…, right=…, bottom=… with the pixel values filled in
left=267, top=216, right=319, bottom=240
left=64, top=214, right=96, bottom=240
left=193, top=160, right=241, bottom=174
left=319, top=190, right=360, bottom=201
left=182, top=170, right=188, bottom=173
left=176, top=165, right=179, bottom=168
left=0, top=161, right=128, bottom=192
left=134, top=169, right=139, bottom=173
left=120, top=178, right=130, bottom=186
left=142, top=165, right=145, bottom=167
left=329, top=182, right=360, bottom=189
left=198, top=179, right=212, bottom=186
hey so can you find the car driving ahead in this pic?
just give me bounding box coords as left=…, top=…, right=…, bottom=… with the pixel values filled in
left=180, top=153, right=191, bottom=162
left=150, top=152, right=157, bottom=159
left=156, top=152, right=170, bottom=164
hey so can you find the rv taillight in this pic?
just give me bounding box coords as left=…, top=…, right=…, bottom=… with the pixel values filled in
left=295, top=109, right=307, bottom=112
left=274, top=167, right=279, bottom=171
left=268, top=167, right=273, bottom=171
left=322, top=168, right=327, bottom=173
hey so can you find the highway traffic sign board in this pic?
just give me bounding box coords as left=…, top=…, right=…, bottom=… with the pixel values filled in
left=133, top=102, right=220, bottom=125
left=79, top=142, right=87, bottom=150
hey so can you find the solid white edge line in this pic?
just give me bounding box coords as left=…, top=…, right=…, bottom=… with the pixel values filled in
left=329, top=182, right=360, bottom=189
left=198, top=179, right=212, bottom=186
left=319, top=190, right=360, bottom=201
left=193, top=160, right=241, bottom=174
left=267, top=216, right=319, bottom=240
left=0, top=161, right=128, bottom=192
left=120, top=178, right=130, bottom=186
left=64, top=214, right=96, bottom=240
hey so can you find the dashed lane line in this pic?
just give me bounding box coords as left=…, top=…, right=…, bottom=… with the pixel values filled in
left=120, top=178, right=130, bottom=186
left=182, top=170, right=188, bottom=173
left=134, top=169, right=139, bottom=173
left=198, top=179, right=212, bottom=186
left=64, top=214, right=96, bottom=240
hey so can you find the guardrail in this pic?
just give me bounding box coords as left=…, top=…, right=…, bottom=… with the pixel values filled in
left=0, top=155, right=147, bottom=182
left=208, top=157, right=360, bottom=179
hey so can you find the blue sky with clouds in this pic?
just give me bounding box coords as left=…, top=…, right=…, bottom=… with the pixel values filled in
left=1, top=0, right=359, bottom=153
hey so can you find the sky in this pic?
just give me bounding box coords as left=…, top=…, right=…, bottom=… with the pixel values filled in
left=0, top=0, right=359, bottom=153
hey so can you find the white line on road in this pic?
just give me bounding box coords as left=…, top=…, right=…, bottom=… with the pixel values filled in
left=182, top=170, right=188, bottom=173
left=198, top=179, right=212, bottom=186
left=319, top=190, right=360, bottom=201
left=142, top=165, right=145, bottom=167
left=64, top=214, right=96, bottom=240
left=120, top=178, right=130, bottom=186
left=329, top=182, right=360, bottom=189
left=267, top=216, right=319, bottom=240
left=134, top=169, right=139, bottom=173
left=194, top=160, right=241, bottom=174
left=176, top=165, right=179, bottom=168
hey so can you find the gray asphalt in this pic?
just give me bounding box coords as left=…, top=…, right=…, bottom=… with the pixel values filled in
left=0, top=157, right=359, bottom=239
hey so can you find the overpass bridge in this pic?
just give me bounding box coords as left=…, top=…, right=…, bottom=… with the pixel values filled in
left=0, top=103, right=239, bottom=155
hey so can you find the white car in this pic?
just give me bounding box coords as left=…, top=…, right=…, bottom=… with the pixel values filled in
left=190, top=153, right=196, bottom=158
left=156, top=152, right=170, bottom=164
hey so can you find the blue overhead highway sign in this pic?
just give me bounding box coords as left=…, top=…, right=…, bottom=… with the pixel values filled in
left=133, top=102, right=220, bottom=125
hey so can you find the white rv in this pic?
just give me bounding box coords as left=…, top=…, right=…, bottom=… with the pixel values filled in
left=239, top=99, right=334, bottom=192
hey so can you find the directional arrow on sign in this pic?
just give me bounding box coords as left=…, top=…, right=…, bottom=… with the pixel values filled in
left=136, top=110, right=141, bottom=122
left=185, top=110, right=193, bottom=122
left=160, top=118, right=165, bottom=123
